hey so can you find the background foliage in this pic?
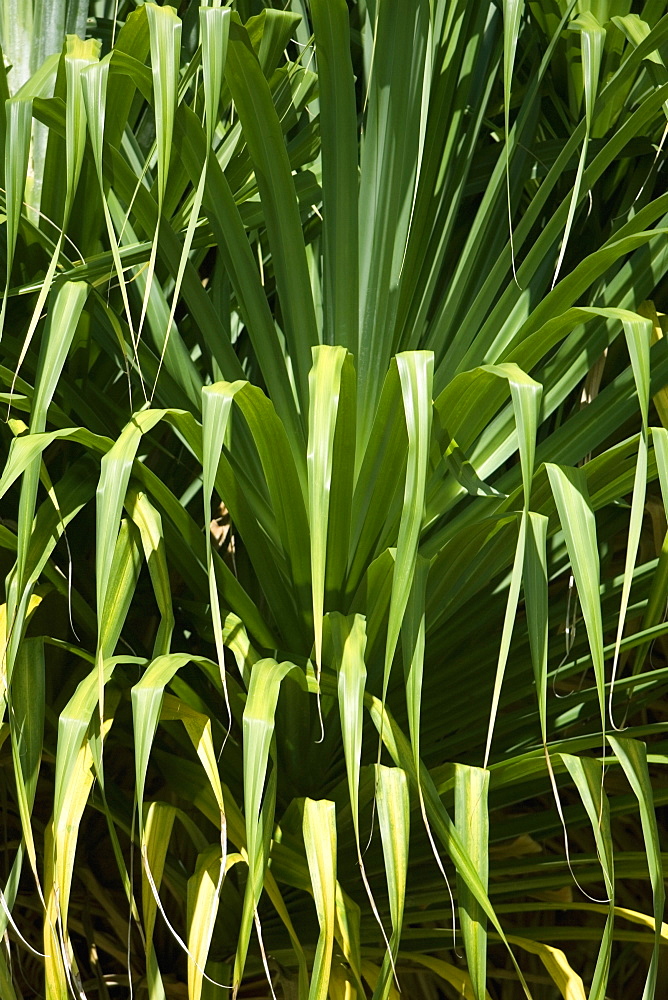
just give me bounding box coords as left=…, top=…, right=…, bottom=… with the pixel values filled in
left=2, top=1, right=668, bottom=998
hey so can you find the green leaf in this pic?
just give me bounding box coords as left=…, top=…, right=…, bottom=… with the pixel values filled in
left=303, top=799, right=337, bottom=1000
left=187, top=845, right=239, bottom=1000
left=8, top=637, right=44, bottom=893
left=560, top=753, right=614, bottom=1000
left=12, top=280, right=89, bottom=651
left=607, top=737, right=664, bottom=1000
left=373, top=765, right=409, bottom=1000
left=307, top=345, right=350, bottom=671
left=199, top=6, right=230, bottom=150
left=552, top=13, right=605, bottom=287
left=146, top=3, right=181, bottom=210
left=1, top=97, right=32, bottom=337
left=546, top=465, right=606, bottom=737
left=201, top=380, right=241, bottom=719
left=524, top=512, right=549, bottom=741
left=608, top=317, right=652, bottom=726
left=455, top=764, right=490, bottom=1000
left=126, top=489, right=174, bottom=657
left=384, top=352, right=433, bottom=699
left=236, top=657, right=306, bottom=988
left=502, top=0, right=525, bottom=279
left=357, top=0, right=430, bottom=438
left=330, top=611, right=367, bottom=846
left=402, top=554, right=429, bottom=774
left=226, top=16, right=318, bottom=411
left=311, top=0, right=358, bottom=353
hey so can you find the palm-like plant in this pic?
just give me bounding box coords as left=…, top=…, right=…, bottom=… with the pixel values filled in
left=2, top=1, right=668, bottom=998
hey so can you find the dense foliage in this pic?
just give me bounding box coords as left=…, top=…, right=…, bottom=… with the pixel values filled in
left=2, top=1, right=668, bottom=998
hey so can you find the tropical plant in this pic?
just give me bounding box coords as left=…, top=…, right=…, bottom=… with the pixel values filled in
left=2, top=1, right=668, bottom=998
